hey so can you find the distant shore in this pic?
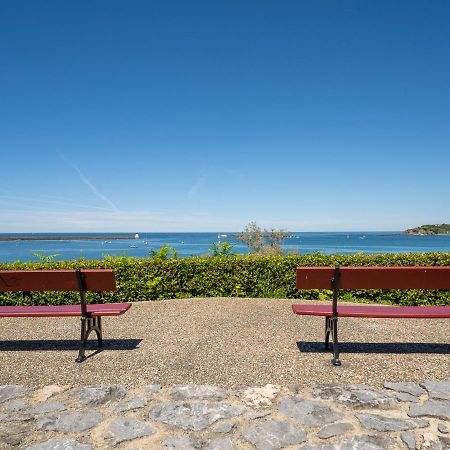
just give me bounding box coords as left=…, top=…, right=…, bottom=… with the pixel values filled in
left=0, top=235, right=135, bottom=241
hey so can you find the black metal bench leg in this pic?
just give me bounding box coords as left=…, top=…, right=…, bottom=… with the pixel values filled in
left=76, top=316, right=103, bottom=363
left=331, top=316, right=341, bottom=366
left=94, top=316, right=103, bottom=347
left=76, top=317, right=88, bottom=363
left=324, top=317, right=331, bottom=350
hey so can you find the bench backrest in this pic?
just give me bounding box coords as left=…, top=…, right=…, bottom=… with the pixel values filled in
left=0, top=270, right=116, bottom=292
left=296, top=266, right=450, bottom=290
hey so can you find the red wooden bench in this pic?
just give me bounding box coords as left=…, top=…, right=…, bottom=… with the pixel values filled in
left=292, top=266, right=450, bottom=366
left=0, top=269, right=131, bottom=362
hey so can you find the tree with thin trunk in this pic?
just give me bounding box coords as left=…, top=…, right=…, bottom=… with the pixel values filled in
left=235, top=221, right=288, bottom=255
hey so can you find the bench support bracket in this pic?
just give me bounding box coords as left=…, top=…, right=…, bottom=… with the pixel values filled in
left=76, top=315, right=103, bottom=363
left=75, top=270, right=103, bottom=363
left=328, top=266, right=341, bottom=366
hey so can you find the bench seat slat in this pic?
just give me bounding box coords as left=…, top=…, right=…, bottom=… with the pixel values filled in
left=292, top=304, right=450, bottom=319
left=0, top=303, right=131, bottom=318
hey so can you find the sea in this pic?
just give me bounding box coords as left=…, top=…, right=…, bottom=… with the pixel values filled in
left=1, top=232, right=450, bottom=263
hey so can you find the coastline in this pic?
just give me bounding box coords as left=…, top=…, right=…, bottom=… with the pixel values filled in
left=0, top=235, right=135, bottom=241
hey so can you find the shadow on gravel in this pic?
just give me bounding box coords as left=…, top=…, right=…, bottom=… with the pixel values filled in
left=0, top=339, right=142, bottom=352
left=298, top=341, right=450, bottom=354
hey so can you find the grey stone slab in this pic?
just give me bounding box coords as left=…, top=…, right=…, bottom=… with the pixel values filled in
left=75, top=385, right=127, bottom=405
left=356, top=413, right=429, bottom=432
left=4, top=412, right=34, bottom=422
left=0, top=385, right=28, bottom=404
left=299, top=434, right=395, bottom=449
left=312, top=384, right=397, bottom=409
left=396, top=392, right=420, bottom=403
left=38, top=411, right=102, bottom=433
left=170, top=384, right=228, bottom=401
left=144, top=384, right=161, bottom=394
left=408, top=399, right=450, bottom=421
left=204, top=437, right=235, bottom=450
left=421, top=433, right=450, bottom=450
left=163, top=435, right=197, bottom=449
left=30, top=400, right=66, bottom=415
left=421, top=381, right=450, bottom=401
left=317, top=422, right=354, bottom=439
left=24, top=440, right=92, bottom=450
left=211, top=420, right=235, bottom=433
left=438, top=423, right=449, bottom=433
left=278, top=397, right=343, bottom=427
left=0, top=421, right=33, bottom=446
left=104, top=416, right=156, bottom=447
left=6, top=399, right=29, bottom=411
left=150, top=402, right=244, bottom=431
left=248, top=410, right=271, bottom=419
left=242, top=419, right=307, bottom=450
left=400, top=431, right=416, bottom=450
left=115, top=396, right=148, bottom=412
left=384, top=382, right=425, bottom=397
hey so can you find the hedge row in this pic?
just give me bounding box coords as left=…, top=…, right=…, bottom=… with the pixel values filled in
left=1, top=252, right=450, bottom=306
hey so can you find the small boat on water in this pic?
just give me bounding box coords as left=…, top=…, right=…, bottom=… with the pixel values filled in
left=130, top=244, right=138, bottom=248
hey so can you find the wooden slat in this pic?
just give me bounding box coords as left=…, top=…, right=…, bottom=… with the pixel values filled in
left=0, top=303, right=131, bottom=317
left=296, top=266, right=450, bottom=290
left=292, top=303, right=450, bottom=318
left=0, top=270, right=116, bottom=292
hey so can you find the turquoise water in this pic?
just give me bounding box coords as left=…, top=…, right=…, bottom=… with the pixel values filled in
left=1, top=232, right=450, bottom=262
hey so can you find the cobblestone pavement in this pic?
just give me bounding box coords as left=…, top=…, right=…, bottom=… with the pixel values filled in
left=1, top=381, right=449, bottom=449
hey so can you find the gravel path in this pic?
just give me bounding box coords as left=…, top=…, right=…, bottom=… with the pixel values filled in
left=0, top=298, right=449, bottom=388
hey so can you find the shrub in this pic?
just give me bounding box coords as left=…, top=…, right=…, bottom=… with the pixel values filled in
left=1, top=252, right=449, bottom=306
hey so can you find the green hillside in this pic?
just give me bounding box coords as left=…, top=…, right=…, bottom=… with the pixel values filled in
left=404, top=224, right=450, bottom=235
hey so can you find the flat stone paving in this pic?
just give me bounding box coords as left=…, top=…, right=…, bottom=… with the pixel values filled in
left=1, top=381, right=449, bottom=449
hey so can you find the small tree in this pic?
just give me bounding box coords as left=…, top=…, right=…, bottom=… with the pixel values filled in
left=235, top=221, right=288, bottom=255
left=32, top=252, right=60, bottom=262
left=209, top=241, right=235, bottom=257
left=149, top=244, right=178, bottom=259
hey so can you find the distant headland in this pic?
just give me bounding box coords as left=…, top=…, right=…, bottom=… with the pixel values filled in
left=404, top=224, right=450, bottom=235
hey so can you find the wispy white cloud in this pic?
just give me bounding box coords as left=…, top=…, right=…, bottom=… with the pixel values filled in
left=0, top=194, right=110, bottom=211
left=59, top=153, right=119, bottom=212
left=0, top=208, right=245, bottom=232
left=187, top=176, right=205, bottom=198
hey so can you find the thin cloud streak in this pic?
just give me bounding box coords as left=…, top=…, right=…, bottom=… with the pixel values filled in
left=187, top=177, right=205, bottom=198
left=0, top=208, right=245, bottom=232
left=0, top=194, right=110, bottom=211
left=59, top=153, right=119, bottom=213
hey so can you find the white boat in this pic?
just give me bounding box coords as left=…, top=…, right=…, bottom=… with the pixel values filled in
left=134, top=233, right=140, bottom=239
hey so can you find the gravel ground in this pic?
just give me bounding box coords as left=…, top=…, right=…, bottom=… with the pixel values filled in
left=0, top=298, right=449, bottom=388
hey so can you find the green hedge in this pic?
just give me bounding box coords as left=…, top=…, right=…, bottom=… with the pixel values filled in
left=1, top=252, right=450, bottom=306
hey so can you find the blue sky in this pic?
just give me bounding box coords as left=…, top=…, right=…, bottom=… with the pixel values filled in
left=1, top=1, right=449, bottom=232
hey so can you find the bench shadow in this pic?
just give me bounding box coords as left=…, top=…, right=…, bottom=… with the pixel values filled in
left=297, top=341, right=450, bottom=354
left=0, top=339, right=142, bottom=352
